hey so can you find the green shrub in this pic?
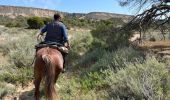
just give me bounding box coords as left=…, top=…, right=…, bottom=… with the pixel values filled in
left=149, top=36, right=156, bottom=41
left=5, top=22, right=16, bottom=27
left=80, top=71, right=107, bottom=92
left=0, top=27, right=37, bottom=68
left=5, top=22, right=22, bottom=27
left=79, top=47, right=143, bottom=92
left=0, top=16, right=28, bottom=27
left=77, top=48, right=107, bottom=68
left=42, top=17, right=52, bottom=25
left=0, top=15, right=13, bottom=25
left=0, top=67, right=33, bottom=84
left=67, top=31, right=93, bottom=66
left=90, top=47, right=143, bottom=72
left=105, top=57, right=170, bottom=99
left=27, top=16, right=44, bottom=29
left=91, top=25, right=132, bottom=49
left=7, top=37, right=36, bottom=68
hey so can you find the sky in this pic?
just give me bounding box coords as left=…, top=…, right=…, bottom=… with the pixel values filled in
left=0, top=0, right=134, bottom=15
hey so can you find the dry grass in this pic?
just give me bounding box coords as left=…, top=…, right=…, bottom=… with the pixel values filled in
left=139, top=40, right=170, bottom=49
left=138, top=40, right=170, bottom=58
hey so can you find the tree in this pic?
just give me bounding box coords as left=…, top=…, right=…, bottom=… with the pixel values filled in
left=119, top=0, right=170, bottom=29
left=119, top=0, right=170, bottom=41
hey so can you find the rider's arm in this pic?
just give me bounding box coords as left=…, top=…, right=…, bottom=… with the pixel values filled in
left=61, top=24, right=70, bottom=48
left=36, top=25, right=47, bottom=40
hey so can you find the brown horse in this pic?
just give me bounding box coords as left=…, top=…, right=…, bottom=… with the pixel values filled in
left=34, top=47, right=63, bottom=100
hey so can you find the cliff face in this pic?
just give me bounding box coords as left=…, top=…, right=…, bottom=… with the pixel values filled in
left=85, top=12, right=132, bottom=22
left=0, top=5, right=61, bottom=18
left=0, top=5, right=132, bottom=21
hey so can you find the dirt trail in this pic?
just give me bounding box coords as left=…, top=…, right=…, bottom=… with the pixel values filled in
left=139, top=40, right=170, bottom=59
left=2, top=82, right=35, bottom=100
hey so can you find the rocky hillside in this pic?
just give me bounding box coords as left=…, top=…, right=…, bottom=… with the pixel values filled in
left=85, top=12, right=132, bottom=21
left=0, top=5, right=132, bottom=21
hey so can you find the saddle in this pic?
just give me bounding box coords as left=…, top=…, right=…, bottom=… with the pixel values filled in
left=35, top=42, right=69, bottom=54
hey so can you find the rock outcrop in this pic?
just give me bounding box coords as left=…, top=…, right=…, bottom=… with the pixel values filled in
left=0, top=5, right=132, bottom=21
left=0, top=5, right=61, bottom=18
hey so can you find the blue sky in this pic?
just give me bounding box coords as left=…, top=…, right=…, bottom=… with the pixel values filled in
left=0, top=0, right=133, bottom=15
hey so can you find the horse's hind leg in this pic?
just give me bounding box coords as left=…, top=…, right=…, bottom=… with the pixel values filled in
left=54, top=68, right=62, bottom=83
left=34, top=68, right=43, bottom=100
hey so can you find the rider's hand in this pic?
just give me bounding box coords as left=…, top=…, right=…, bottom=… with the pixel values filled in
left=36, top=34, right=43, bottom=42
left=65, top=41, right=71, bottom=49
left=66, top=43, right=71, bottom=49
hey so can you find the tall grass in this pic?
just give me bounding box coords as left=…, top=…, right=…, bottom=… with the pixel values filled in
left=0, top=27, right=36, bottom=85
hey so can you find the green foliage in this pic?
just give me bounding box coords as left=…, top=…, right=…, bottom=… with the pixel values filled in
left=0, top=15, right=12, bottom=25
left=62, top=17, right=124, bottom=29
left=91, top=24, right=131, bottom=49
left=90, top=47, right=143, bottom=72
left=77, top=48, right=107, bottom=68
left=77, top=47, right=170, bottom=99
left=80, top=71, right=107, bottom=93
left=5, top=22, right=21, bottom=27
left=105, top=57, right=170, bottom=99
left=57, top=74, right=109, bottom=100
left=42, top=17, right=52, bottom=25
left=9, top=38, right=35, bottom=67
left=0, top=15, right=28, bottom=27
left=67, top=30, right=93, bottom=66
left=4, top=37, right=35, bottom=68
left=27, top=16, right=44, bottom=29
left=1, top=18, right=170, bottom=99
left=0, top=27, right=35, bottom=85
left=79, top=47, right=142, bottom=92
left=0, top=67, right=33, bottom=84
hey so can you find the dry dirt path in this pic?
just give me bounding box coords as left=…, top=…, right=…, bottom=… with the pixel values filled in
left=2, top=82, right=35, bottom=100
left=139, top=40, right=170, bottom=59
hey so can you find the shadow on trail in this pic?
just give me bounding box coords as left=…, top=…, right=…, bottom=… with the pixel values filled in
left=19, top=89, right=34, bottom=100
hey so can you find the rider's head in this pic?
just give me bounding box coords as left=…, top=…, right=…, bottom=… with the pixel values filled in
left=54, top=13, right=61, bottom=21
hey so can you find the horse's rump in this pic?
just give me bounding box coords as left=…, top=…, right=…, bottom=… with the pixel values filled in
left=36, top=47, right=64, bottom=70
left=34, top=47, right=63, bottom=100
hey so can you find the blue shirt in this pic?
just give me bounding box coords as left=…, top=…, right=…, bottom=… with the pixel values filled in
left=41, top=21, right=68, bottom=45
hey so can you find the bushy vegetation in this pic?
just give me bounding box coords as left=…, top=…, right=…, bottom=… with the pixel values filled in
left=0, top=15, right=124, bottom=29
left=27, top=16, right=44, bottom=29
left=0, top=28, right=36, bottom=86
left=62, top=17, right=124, bottom=29
left=0, top=16, right=170, bottom=100
left=105, top=57, right=170, bottom=99
left=91, top=23, right=131, bottom=49
left=0, top=15, right=28, bottom=27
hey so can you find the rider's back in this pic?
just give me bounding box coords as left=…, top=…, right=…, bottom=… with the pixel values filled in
left=44, top=21, right=65, bottom=44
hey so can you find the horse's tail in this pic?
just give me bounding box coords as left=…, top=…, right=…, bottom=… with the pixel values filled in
left=42, top=55, right=57, bottom=100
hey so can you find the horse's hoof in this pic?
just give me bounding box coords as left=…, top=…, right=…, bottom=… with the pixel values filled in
left=61, top=68, right=66, bottom=73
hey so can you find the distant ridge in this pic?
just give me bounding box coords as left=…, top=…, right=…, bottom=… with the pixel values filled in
left=0, top=5, right=132, bottom=21
left=0, top=5, right=62, bottom=18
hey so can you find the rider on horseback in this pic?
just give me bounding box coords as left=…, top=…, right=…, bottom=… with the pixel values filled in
left=36, top=13, right=70, bottom=72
